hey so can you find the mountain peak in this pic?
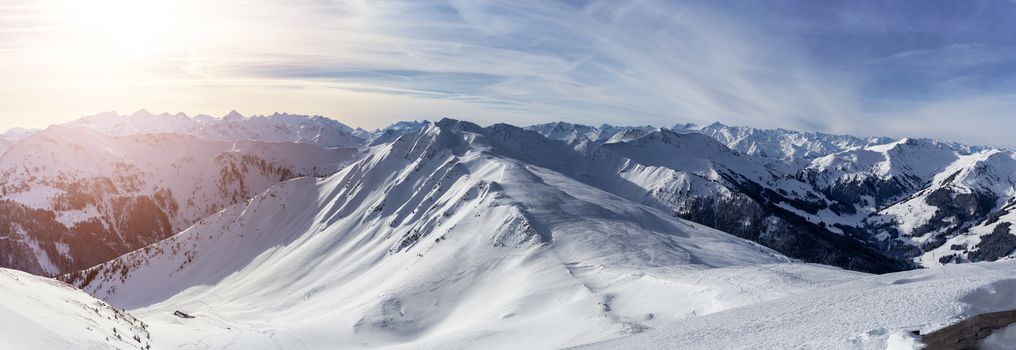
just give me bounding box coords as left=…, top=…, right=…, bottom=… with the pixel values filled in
left=130, top=109, right=154, bottom=118
left=223, top=109, right=244, bottom=119
left=435, top=118, right=483, bottom=133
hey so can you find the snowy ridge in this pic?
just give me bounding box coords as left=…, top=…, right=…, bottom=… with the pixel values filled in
left=673, top=122, right=897, bottom=158
left=364, top=120, right=431, bottom=146
left=64, top=109, right=367, bottom=148
left=527, top=121, right=898, bottom=158
left=526, top=122, right=655, bottom=144
left=1, top=127, right=36, bottom=141
left=67, top=119, right=819, bottom=349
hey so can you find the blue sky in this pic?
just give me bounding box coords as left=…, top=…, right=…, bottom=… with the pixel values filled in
left=4, top=0, right=1016, bottom=145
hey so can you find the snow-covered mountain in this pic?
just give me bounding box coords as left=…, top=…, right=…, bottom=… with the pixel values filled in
left=597, top=129, right=905, bottom=272
left=68, top=118, right=800, bottom=348
left=867, top=148, right=1016, bottom=266
left=672, top=122, right=897, bottom=158
left=64, top=109, right=367, bottom=148
left=50, top=118, right=1016, bottom=349
left=364, top=120, right=431, bottom=146
left=527, top=121, right=897, bottom=158
left=8, top=113, right=1016, bottom=277
left=0, top=267, right=151, bottom=349
left=0, top=125, right=358, bottom=275
left=0, top=136, right=11, bottom=155
left=525, top=122, right=656, bottom=144
left=0, top=127, right=35, bottom=155
left=2, top=127, right=37, bottom=141
left=526, top=120, right=1016, bottom=268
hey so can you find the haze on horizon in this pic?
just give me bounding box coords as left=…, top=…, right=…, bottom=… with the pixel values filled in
left=3, top=0, right=1016, bottom=146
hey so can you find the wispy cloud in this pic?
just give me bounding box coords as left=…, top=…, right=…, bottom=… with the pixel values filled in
left=3, top=0, right=1016, bottom=146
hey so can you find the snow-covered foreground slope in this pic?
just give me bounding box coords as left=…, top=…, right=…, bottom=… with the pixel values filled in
left=66, top=120, right=863, bottom=349
left=0, top=268, right=150, bottom=349
left=578, top=261, right=1016, bottom=349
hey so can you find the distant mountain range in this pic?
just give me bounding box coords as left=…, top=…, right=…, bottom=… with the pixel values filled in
left=2, top=112, right=1015, bottom=277
left=0, top=124, right=358, bottom=275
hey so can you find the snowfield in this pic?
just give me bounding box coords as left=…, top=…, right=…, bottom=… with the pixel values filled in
left=0, top=268, right=151, bottom=349
left=578, top=261, right=1016, bottom=350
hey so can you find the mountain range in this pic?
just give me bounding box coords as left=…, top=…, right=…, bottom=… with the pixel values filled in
left=2, top=111, right=1016, bottom=348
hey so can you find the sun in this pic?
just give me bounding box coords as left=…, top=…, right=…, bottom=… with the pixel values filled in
left=47, top=0, right=183, bottom=60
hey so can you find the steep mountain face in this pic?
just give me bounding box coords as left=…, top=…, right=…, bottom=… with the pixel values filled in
left=0, top=268, right=151, bottom=349
left=868, top=149, right=1016, bottom=265
left=0, top=126, right=358, bottom=275
left=529, top=121, right=1016, bottom=268
left=67, top=119, right=818, bottom=349
left=799, top=138, right=960, bottom=216
left=64, top=110, right=367, bottom=148
left=598, top=130, right=906, bottom=272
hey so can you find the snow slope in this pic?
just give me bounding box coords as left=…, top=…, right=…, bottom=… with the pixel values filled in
left=526, top=122, right=654, bottom=144
left=0, top=136, right=10, bottom=156
left=0, top=268, right=151, bottom=349
left=578, top=261, right=1016, bottom=349
left=68, top=119, right=829, bottom=349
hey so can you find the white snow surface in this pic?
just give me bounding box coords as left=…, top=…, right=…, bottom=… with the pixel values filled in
left=0, top=268, right=151, bottom=349
left=578, top=261, right=1016, bottom=350
left=0, top=136, right=11, bottom=156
